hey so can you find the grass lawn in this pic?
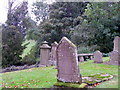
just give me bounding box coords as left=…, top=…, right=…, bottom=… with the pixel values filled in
left=0, top=57, right=118, bottom=89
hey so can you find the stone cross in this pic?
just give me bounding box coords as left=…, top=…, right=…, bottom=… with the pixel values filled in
left=40, top=41, right=51, bottom=66
left=93, top=50, right=103, bottom=63
left=49, top=41, right=58, bottom=66
left=113, top=36, right=120, bottom=53
left=56, top=37, right=82, bottom=83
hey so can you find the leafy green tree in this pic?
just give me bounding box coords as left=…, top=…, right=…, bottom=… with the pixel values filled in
left=32, top=1, right=49, bottom=23
left=7, top=1, right=28, bottom=36
left=73, top=2, right=120, bottom=53
left=2, top=1, right=28, bottom=68
left=2, top=25, right=25, bottom=67
left=37, top=2, right=87, bottom=44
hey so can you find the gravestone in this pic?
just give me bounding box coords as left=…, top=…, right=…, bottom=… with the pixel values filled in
left=79, top=56, right=84, bottom=62
left=104, top=36, right=120, bottom=66
left=57, top=37, right=82, bottom=83
left=109, top=51, right=119, bottom=65
left=49, top=41, right=58, bottom=65
left=93, top=51, right=103, bottom=63
left=113, top=36, right=120, bottom=52
left=39, top=41, right=51, bottom=66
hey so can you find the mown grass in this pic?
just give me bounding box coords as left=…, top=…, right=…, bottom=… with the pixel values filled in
left=0, top=57, right=118, bottom=88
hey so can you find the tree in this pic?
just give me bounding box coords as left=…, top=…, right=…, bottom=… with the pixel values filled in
left=2, top=25, right=25, bottom=67
left=6, top=0, right=28, bottom=36
left=2, top=0, right=28, bottom=67
left=32, top=1, right=49, bottom=23
left=73, top=2, right=120, bottom=53
left=36, top=2, right=87, bottom=44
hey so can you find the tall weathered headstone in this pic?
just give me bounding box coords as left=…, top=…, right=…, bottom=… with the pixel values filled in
left=108, top=36, right=120, bottom=65
left=49, top=41, right=58, bottom=65
left=57, top=37, right=81, bottom=83
left=113, top=36, right=120, bottom=52
left=40, top=41, right=51, bottom=66
left=93, top=51, right=103, bottom=63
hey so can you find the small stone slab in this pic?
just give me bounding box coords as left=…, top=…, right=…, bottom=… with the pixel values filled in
left=93, top=51, right=103, bottom=63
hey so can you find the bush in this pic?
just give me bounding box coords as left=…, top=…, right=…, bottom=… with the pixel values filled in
left=21, top=43, right=39, bottom=65
left=2, top=25, right=25, bottom=68
left=77, top=46, right=92, bottom=54
left=102, top=53, right=109, bottom=57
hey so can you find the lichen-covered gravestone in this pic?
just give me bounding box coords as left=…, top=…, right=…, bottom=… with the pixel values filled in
left=93, top=51, right=103, bottom=63
left=56, top=37, right=82, bottom=83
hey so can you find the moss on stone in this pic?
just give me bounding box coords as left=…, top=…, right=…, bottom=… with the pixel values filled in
left=54, top=82, right=87, bottom=88
left=82, top=73, right=112, bottom=85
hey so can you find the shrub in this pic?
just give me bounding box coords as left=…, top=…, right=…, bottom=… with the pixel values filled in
left=77, top=46, right=92, bottom=54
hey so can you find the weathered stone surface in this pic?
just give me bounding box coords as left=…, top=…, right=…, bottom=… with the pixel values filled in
left=49, top=42, right=58, bottom=65
left=108, top=51, right=120, bottom=65
left=57, top=37, right=81, bottom=83
left=104, top=36, right=120, bottom=66
left=93, top=51, right=103, bottom=63
left=113, top=36, right=120, bottom=52
left=40, top=41, right=51, bottom=66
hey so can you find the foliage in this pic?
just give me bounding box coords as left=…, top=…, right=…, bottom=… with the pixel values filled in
left=6, top=1, right=28, bottom=36
left=31, top=2, right=87, bottom=45
left=83, top=2, right=120, bottom=53
left=2, top=1, right=28, bottom=68
left=21, top=40, right=37, bottom=58
left=2, top=25, right=25, bottom=68
left=21, top=42, right=39, bottom=65
left=77, top=46, right=93, bottom=54
left=32, top=1, right=49, bottom=23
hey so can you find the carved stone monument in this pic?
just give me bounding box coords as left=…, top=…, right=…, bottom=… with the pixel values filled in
left=56, top=37, right=82, bottom=83
left=108, top=36, right=120, bottom=65
left=40, top=41, right=51, bottom=66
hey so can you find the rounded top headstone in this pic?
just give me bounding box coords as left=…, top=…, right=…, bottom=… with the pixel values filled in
left=40, top=41, right=51, bottom=49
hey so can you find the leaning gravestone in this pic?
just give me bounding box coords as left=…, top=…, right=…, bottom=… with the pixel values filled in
left=93, top=51, right=103, bottom=63
left=39, top=41, right=51, bottom=66
left=56, top=37, right=82, bottom=83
